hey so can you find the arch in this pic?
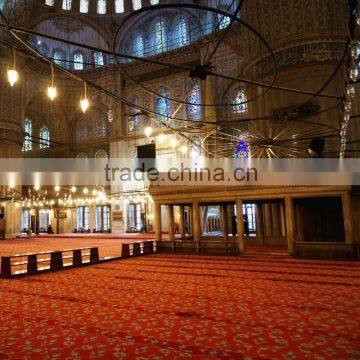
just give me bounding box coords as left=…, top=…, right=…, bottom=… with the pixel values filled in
left=76, top=152, right=88, bottom=158
left=53, top=48, right=66, bottom=67
left=39, top=126, right=50, bottom=149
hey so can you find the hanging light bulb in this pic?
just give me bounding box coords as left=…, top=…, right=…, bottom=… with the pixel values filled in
left=158, top=133, right=166, bottom=143
left=47, top=64, right=57, bottom=101
left=83, top=187, right=89, bottom=195
left=54, top=185, right=60, bottom=192
left=180, top=145, right=188, bottom=154
left=71, top=186, right=77, bottom=193
left=80, top=82, right=89, bottom=113
left=144, top=126, right=153, bottom=138
left=7, top=47, right=18, bottom=87
left=170, top=138, right=177, bottom=149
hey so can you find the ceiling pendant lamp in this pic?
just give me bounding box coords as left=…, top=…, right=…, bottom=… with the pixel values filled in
left=80, top=82, right=89, bottom=113
left=7, top=47, right=18, bottom=87
left=47, top=64, right=57, bottom=101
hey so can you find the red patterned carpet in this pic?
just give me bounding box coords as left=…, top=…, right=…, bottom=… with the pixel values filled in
left=0, top=253, right=359, bottom=359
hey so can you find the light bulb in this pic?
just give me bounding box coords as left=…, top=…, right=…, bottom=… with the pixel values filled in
left=180, top=145, right=188, bottom=154
left=7, top=69, right=18, bottom=87
left=54, top=185, right=60, bottom=192
left=92, top=189, right=97, bottom=195
left=170, top=138, right=177, bottom=149
left=158, top=133, right=166, bottom=143
left=34, top=184, right=40, bottom=191
left=83, top=187, right=89, bottom=194
left=346, top=84, right=355, bottom=98
left=47, top=86, right=57, bottom=101
left=80, top=98, right=89, bottom=113
left=144, top=126, right=153, bottom=138
left=71, top=186, right=77, bottom=193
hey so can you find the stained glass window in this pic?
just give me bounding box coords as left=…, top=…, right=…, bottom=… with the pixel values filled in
left=132, top=0, right=141, bottom=10
left=134, top=33, right=144, bottom=57
left=129, top=96, right=140, bottom=132
left=95, top=149, right=108, bottom=158
left=94, top=52, right=104, bottom=67
left=79, top=0, right=89, bottom=13
left=232, top=89, right=248, bottom=114
left=45, top=0, right=54, bottom=6
left=97, top=0, right=106, bottom=14
left=115, top=0, right=124, bottom=13
left=62, top=0, right=72, bottom=10
left=53, top=50, right=64, bottom=66
left=73, top=53, right=84, bottom=70
left=152, top=19, right=166, bottom=54
left=93, top=118, right=107, bottom=138
left=217, top=14, right=231, bottom=29
left=23, top=119, right=32, bottom=152
left=76, top=122, right=88, bottom=141
left=39, top=126, right=50, bottom=149
left=176, top=17, right=189, bottom=47
left=235, top=131, right=251, bottom=158
left=156, top=96, right=171, bottom=123
left=187, top=83, right=201, bottom=120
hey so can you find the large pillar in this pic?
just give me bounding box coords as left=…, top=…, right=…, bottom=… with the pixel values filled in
left=192, top=201, right=201, bottom=253
left=236, top=199, right=245, bottom=254
left=154, top=202, right=162, bottom=242
left=285, top=196, right=295, bottom=256
left=167, top=205, right=175, bottom=241
left=179, top=205, right=185, bottom=239
left=342, top=192, right=353, bottom=244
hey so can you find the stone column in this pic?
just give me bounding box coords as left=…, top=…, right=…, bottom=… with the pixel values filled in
left=167, top=205, right=175, bottom=242
left=154, top=202, right=162, bottom=242
left=342, top=192, right=353, bottom=244
left=179, top=205, right=185, bottom=239
left=236, top=199, right=245, bottom=254
left=285, top=196, right=295, bottom=256
left=192, top=201, right=201, bottom=253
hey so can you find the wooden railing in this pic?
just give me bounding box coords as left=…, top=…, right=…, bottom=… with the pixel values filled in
left=1, top=247, right=99, bottom=278
left=1, top=240, right=157, bottom=278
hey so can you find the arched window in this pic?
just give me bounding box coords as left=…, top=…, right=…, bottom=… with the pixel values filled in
left=94, top=52, right=104, bottom=67
left=45, top=0, right=54, bottom=6
left=134, top=33, right=144, bottom=57
left=93, top=117, right=107, bottom=138
left=187, top=83, right=201, bottom=120
left=23, top=119, right=32, bottom=152
left=79, top=0, right=89, bottom=13
left=76, top=120, right=88, bottom=141
left=53, top=50, right=64, bottom=67
left=232, top=89, right=248, bottom=114
left=132, top=0, right=141, bottom=10
left=73, top=53, right=84, bottom=70
left=156, top=89, right=171, bottom=123
left=97, top=0, right=106, bottom=14
left=128, top=96, right=140, bottom=132
left=115, top=0, right=124, bottom=13
left=39, top=126, right=50, bottom=149
left=95, top=149, right=108, bottom=158
left=217, top=14, right=231, bottom=29
left=38, top=42, right=49, bottom=56
left=175, top=17, right=189, bottom=47
left=62, top=0, right=72, bottom=10
left=152, top=19, right=166, bottom=54
left=235, top=131, right=251, bottom=158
